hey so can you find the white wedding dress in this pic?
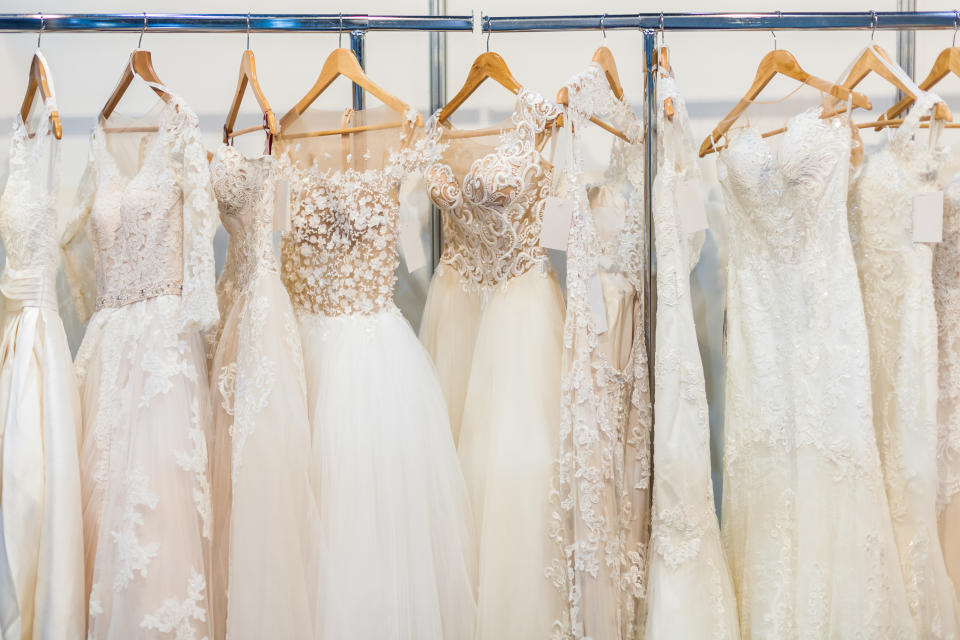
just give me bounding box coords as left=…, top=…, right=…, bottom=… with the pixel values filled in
left=848, top=91, right=960, bottom=638
left=645, top=71, right=740, bottom=640
left=420, top=89, right=567, bottom=640
left=208, top=142, right=319, bottom=640
left=547, top=64, right=651, bottom=640
left=61, top=88, right=218, bottom=639
left=0, top=51, right=85, bottom=640
left=717, top=100, right=915, bottom=638
left=275, top=106, right=476, bottom=640
left=937, top=166, right=960, bottom=599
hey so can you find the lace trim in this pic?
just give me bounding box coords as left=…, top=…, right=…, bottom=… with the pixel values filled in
left=96, top=279, right=182, bottom=310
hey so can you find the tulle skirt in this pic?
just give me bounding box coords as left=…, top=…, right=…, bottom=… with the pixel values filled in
left=299, top=304, right=476, bottom=640
left=209, top=274, right=319, bottom=640
left=457, top=268, right=567, bottom=640
left=0, top=303, right=85, bottom=640
left=419, top=263, right=482, bottom=445
left=77, top=295, right=214, bottom=640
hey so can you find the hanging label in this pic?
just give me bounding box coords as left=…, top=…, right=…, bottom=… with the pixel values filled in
left=587, top=271, right=609, bottom=334
left=675, top=178, right=709, bottom=234
left=551, top=121, right=574, bottom=175
left=274, top=178, right=291, bottom=234
left=540, top=197, right=574, bottom=251
left=913, top=190, right=944, bottom=243
left=400, top=215, right=428, bottom=273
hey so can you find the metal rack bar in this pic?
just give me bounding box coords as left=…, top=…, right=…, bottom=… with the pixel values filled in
left=0, top=12, right=958, bottom=33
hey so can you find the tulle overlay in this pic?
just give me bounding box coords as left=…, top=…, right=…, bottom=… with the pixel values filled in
left=77, top=295, right=214, bottom=640
left=418, top=263, right=482, bottom=445
left=298, top=305, right=476, bottom=640
left=457, top=268, right=567, bottom=639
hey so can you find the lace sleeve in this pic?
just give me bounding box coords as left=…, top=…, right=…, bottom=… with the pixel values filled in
left=173, top=106, right=219, bottom=334
left=60, top=144, right=98, bottom=324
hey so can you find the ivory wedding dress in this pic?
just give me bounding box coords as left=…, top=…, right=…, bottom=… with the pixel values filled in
left=848, top=92, right=960, bottom=637
left=717, top=101, right=915, bottom=638
left=937, top=168, right=960, bottom=599
left=546, top=64, right=651, bottom=640
left=644, top=71, right=740, bottom=640
left=420, top=89, right=567, bottom=640
left=208, top=142, right=319, bottom=640
left=61, top=89, right=218, bottom=639
left=0, top=52, right=85, bottom=640
left=275, top=107, right=476, bottom=640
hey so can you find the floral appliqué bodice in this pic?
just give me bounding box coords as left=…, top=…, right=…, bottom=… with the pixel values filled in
left=0, top=99, right=60, bottom=292
left=62, top=95, right=218, bottom=333
left=276, top=114, right=432, bottom=316
left=424, top=89, right=562, bottom=291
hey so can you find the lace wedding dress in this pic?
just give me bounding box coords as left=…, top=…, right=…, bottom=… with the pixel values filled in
left=545, top=64, right=651, bottom=640
left=848, top=92, right=960, bottom=637
left=0, top=52, right=85, bottom=640
left=717, top=101, right=915, bottom=638
left=644, top=72, right=740, bottom=640
left=937, top=167, right=960, bottom=600
left=61, top=89, right=218, bottom=639
left=275, top=107, right=476, bottom=640
left=208, top=142, right=319, bottom=640
left=419, top=89, right=567, bottom=640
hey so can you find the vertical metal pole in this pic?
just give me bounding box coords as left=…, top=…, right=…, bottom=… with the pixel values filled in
left=643, top=29, right=657, bottom=404
left=428, top=0, right=448, bottom=272
left=350, top=29, right=365, bottom=110
left=897, top=0, right=917, bottom=101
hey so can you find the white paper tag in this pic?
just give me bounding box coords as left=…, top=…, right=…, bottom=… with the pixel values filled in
left=274, top=178, right=291, bottom=233
left=587, top=271, right=608, bottom=334
left=675, top=178, right=709, bottom=234
left=400, top=216, right=427, bottom=273
left=540, top=197, right=574, bottom=251
left=913, top=190, right=944, bottom=243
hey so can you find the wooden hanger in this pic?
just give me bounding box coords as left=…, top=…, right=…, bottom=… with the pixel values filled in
left=885, top=46, right=960, bottom=121
left=837, top=43, right=951, bottom=129
left=101, top=17, right=171, bottom=127
left=437, top=51, right=523, bottom=125
left=20, top=52, right=62, bottom=139
left=223, top=49, right=278, bottom=146
left=657, top=46, right=675, bottom=120
left=279, top=47, right=422, bottom=139
left=555, top=45, right=632, bottom=142
left=699, top=48, right=872, bottom=157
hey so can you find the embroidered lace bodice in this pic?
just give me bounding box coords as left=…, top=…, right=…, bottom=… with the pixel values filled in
left=61, top=94, right=218, bottom=333
left=211, top=144, right=278, bottom=306
left=1, top=94, right=60, bottom=289
left=717, top=102, right=916, bottom=638
left=547, top=63, right=649, bottom=640
left=424, top=89, right=562, bottom=291
left=276, top=108, right=430, bottom=317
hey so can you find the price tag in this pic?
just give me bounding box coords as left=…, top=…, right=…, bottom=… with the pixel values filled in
left=540, top=197, right=574, bottom=251
left=274, top=178, right=291, bottom=233
left=913, top=190, right=944, bottom=243
left=400, top=216, right=427, bottom=273
left=587, top=271, right=608, bottom=334
left=675, top=178, right=709, bottom=234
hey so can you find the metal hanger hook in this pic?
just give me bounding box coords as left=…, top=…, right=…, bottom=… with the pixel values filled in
left=600, top=14, right=606, bottom=39
left=338, top=12, right=343, bottom=48
left=870, top=10, right=877, bottom=42
left=486, top=14, right=491, bottom=52
left=954, top=9, right=959, bottom=47
left=771, top=10, right=781, bottom=50
left=246, top=12, right=251, bottom=49
left=659, top=12, right=665, bottom=46
left=138, top=12, right=146, bottom=48
left=37, top=12, right=44, bottom=48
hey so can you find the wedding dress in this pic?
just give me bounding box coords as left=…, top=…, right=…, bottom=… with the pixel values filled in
left=848, top=91, right=960, bottom=638
left=937, top=167, right=960, bottom=600
left=717, top=99, right=915, bottom=638
left=275, top=106, right=476, bottom=640
left=61, top=88, right=218, bottom=639
left=208, top=142, right=319, bottom=640
left=545, top=63, right=651, bottom=640
left=0, top=51, right=85, bottom=640
left=420, top=89, right=567, bottom=640
left=644, top=71, right=740, bottom=640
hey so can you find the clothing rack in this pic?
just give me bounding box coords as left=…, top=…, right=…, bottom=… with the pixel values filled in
left=2, top=10, right=959, bottom=403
